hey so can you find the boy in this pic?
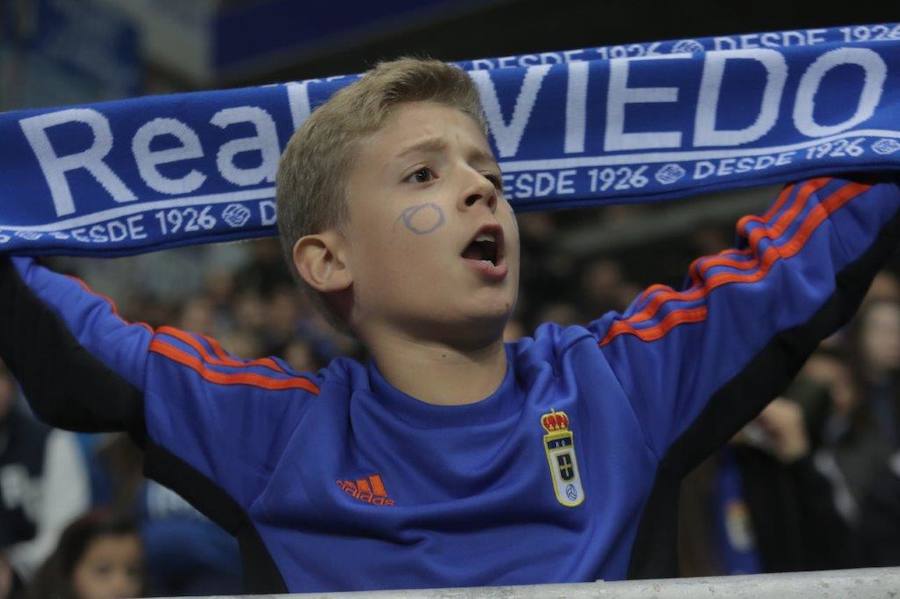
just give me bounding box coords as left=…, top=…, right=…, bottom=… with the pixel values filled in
left=1, top=58, right=899, bottom=593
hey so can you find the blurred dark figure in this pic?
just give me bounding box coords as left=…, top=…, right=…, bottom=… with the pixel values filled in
left=28, top=511, right=143, bottom=599
left=680, top=394, right=856, bottom=576
left=865, top=271, right=900, bottom=305
left=796, top=347, right=882, bottom=522
left=797, top=301, right=900, bottom=531
left=0, top=361, right=88, bottom=597
left=851, top=299, right=900, bottom=446
left=851, top=298, right=900, bottom=566
left=859, top=451, right=900, bottom=566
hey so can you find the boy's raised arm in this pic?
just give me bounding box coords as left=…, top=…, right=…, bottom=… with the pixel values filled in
left=0, top=256, right=148, bottom=439
left=0, top=255, right=319, bottom=519
left=592, top=176, right=900, bottom=466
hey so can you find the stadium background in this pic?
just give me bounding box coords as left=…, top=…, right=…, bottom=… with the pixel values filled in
left=1, top=0, right=899, bottom=596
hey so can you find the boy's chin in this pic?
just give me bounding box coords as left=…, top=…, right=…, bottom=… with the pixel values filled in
left=432, top=306, right=514, bottom=348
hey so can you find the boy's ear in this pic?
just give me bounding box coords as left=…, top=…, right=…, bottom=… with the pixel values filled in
left=292, top=231, right=353, bottom=293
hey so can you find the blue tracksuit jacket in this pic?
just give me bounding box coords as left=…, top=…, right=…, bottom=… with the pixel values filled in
left=1, top=176, right=898, bottom=593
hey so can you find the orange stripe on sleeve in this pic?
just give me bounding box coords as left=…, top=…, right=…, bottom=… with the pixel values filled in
left=687, top=179, right=828, bottom=285
left=621, top=179, right=849, bottom=328
left=760, top=181, right=797, bottom=221
left=149, top=338, right=319, bottom=393
left=600, top=180, right=871, bottom=346
left=202, top=333, right=286, bottom=374
left=158, top=326, right=287, bottom=374
left=600, top=307, right=708, bottom=345
left=355, top=479, right=372, bottom=494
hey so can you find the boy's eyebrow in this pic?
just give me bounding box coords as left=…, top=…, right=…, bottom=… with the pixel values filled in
left=469, top=147, right=500, bottom=170
left=394, top=137, right=499, bottom=169
left=394, top=137, right=446, bottom=160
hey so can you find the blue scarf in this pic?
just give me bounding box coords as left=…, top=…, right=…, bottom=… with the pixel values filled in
left=0, top=23, right=898, bottom=255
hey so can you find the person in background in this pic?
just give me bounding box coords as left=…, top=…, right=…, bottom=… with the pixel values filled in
left=802, top=300, right=900, bottom=526
left=852, top=299, right=900, bottom=447
left=852, top=298, right=900, bottom=566
left=77, top=432, right=242, bottom=596
left=28, top=511, right=143, bottom=599
left=679, top=393, right=857, bottom=575
left=0, top=361, right=89, bottom=596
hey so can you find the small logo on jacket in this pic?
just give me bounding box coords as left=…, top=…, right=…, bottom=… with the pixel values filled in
left=541, top=410, right=585, bottom=507
left=337, top=474, right=394, bottom=506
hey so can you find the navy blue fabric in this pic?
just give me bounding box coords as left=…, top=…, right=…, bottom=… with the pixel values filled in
left=0, top=24, right=898, bottom=255
left=11, top=177, right=899, bottom=591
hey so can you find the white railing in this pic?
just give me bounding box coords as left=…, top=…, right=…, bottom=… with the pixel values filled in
left=183, top=567, right=900, bottom=598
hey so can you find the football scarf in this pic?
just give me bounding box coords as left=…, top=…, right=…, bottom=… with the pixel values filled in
left=0, top=23, right=898, bottom=255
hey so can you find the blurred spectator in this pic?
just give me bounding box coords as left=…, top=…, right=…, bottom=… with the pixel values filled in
left=219, top=330, right=265, bottom=362
left=858, top=451, right=900, bottom=566
left=282, top=338, right=322, bottom=372
left=852, top=299, right=900, bottom=446
left=844, top=298, right=900, bottom=565
left=865, top=271, right=900, bottom=304
left=680, top=397, right=856, bottom=576
left=801, top=299, right=900, bottom=525
left=233, top=239, right=293, bottom=299
left=578, top=258, right=629, bottom=315
left=28, top=511, right=143, bottom=599
left=797, top=348, right=888, bottom=523
left=0, top=361, right=89, bottom=593
left=78, top=434, right=242, bottom=596
left=178, top=297, right=217, bottom=338
left=264, top=285, right=303, bottom=351
left=231, top=290, right=268, bottom=338
left=77, top=435, right=142, bottom=517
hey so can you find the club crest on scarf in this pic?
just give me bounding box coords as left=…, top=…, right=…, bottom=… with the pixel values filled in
left=541, top=409, right=584, bottom=507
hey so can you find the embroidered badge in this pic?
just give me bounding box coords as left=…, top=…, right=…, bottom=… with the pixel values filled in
left=541, top=409, right=585, bottom=507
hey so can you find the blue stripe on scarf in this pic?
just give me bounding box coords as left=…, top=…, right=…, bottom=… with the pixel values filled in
left=0, top=23, right=898, bottom=255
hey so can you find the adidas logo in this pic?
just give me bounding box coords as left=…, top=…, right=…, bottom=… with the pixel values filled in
left=336, top=474, right=395, bottom=506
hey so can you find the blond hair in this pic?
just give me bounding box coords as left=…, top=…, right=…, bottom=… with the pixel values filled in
left=275, top=58, right=487, bottom=326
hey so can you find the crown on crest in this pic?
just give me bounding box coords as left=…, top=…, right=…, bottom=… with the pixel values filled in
left=541, top=410, right=570, bottom=433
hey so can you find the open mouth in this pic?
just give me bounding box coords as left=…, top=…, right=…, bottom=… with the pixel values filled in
left=461, top=225, right=504, bottom=267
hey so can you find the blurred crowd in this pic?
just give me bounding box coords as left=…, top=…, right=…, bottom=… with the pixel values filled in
left=0, top=200, right=898, bottom=597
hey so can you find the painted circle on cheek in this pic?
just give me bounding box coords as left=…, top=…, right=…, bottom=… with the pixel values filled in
left=399, top=203, right=445, bottom=235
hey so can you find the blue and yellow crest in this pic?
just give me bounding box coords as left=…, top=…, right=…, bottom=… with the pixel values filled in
left=541, top=409, right=585, bottom=507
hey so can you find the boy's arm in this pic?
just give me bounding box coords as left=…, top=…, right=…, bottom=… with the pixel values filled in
left=591, top=176, right=900, bottom=465
left=0, top=255, right=319, bottom=513
left=0, top=256, right=147, bottom=438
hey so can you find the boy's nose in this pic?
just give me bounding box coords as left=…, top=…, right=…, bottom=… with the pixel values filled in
left=461, top=176, right=498, bottom=213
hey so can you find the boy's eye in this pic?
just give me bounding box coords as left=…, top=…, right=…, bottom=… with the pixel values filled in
left=407, top=167, right=435, bottom=184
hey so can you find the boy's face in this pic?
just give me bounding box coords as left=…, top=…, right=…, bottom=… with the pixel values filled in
left=342, top=101, right=519, bottom=345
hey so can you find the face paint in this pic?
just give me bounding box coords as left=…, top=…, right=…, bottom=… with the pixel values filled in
left=398, top=202, right=446, bottom=235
